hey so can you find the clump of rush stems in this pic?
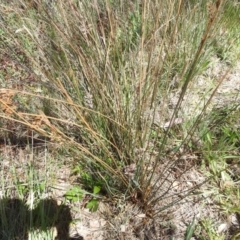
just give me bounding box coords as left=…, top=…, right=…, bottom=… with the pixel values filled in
left=0, top=0, right=236, bottom=219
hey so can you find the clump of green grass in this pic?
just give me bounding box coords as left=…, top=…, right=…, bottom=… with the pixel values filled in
left=0, top=1, right=239, bottom=236
left=201, top=106, right=240, bottom=212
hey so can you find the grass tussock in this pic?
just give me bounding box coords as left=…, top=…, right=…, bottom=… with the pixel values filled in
left=0, top=0, right=240, bottom=238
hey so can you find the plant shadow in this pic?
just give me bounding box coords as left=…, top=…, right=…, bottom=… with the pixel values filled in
left=0, top=198, right=83, bottom=240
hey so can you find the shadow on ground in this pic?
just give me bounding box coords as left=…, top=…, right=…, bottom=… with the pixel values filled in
left=0, top=198, right=83, bottom=240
